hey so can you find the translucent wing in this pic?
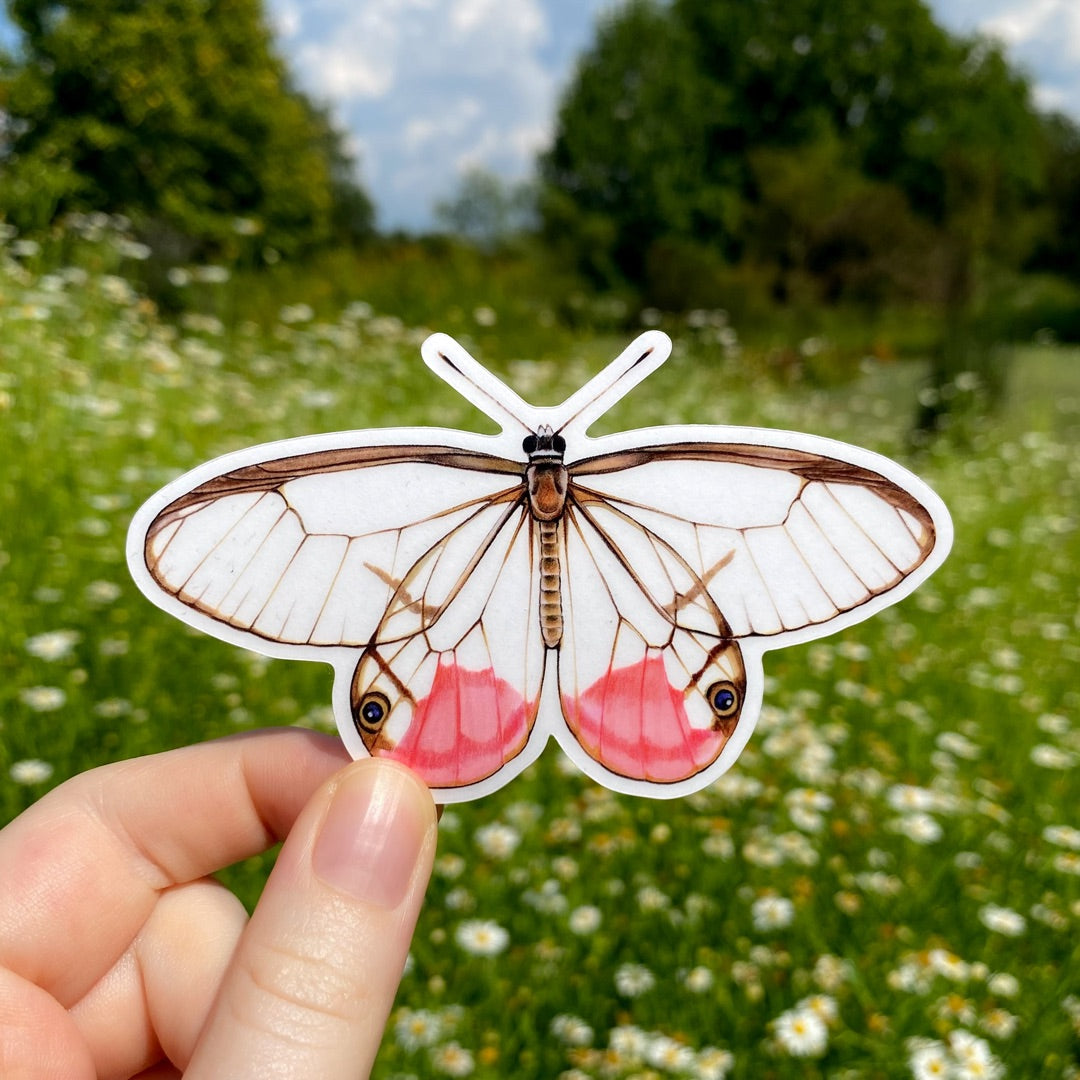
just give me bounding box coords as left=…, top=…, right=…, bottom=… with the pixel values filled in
left=128, top=330, right=952, bottom=803
left=555, top=439, right=942, bottom=790
left=558, top=502, right=747, bottom=786
left=142, top=445, right=522, bottom=646
left=138, top=441, right=548, bottom=792
left=349, top=506, right=546, bottom=788
left=569, top=441, right=938, bottom=638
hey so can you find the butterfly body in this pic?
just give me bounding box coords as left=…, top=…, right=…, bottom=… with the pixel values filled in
left=523, top=426, right=570, bottom=646
left=128, top=332, right=952, bottom=802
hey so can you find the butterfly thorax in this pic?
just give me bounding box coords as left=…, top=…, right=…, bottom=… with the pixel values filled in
left=524, top=427, right=568, bottom=647
left=524, top=426, right=568, bottom=522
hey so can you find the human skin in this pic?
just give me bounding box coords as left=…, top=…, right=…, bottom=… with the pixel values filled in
left=0, top=728, right=438, bottom=1079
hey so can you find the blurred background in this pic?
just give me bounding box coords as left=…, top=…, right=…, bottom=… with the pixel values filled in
left=0, top=1, right=1077, bottom=1077
left=0, top=0, right=1078, bottom=369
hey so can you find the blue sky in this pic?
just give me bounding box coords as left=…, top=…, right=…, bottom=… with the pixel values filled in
left=3, top=1, right=1077, bottom=230
left=265, top=0, right=1080, bottom=231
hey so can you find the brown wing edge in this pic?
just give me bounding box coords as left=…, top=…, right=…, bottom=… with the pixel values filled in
left=139, top=443, right=529, bottom=645
left=572, top=442, right=936, bottom=552
left=145, top=444, right=524, bottom=544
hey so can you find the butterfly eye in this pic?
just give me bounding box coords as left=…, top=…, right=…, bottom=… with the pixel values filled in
left=707, top=681, right=740, bottom=720
left=354, top=690, right=391, bottom=735
left=551, top=433, right=566, bottom=454
left=522, top=434, right=538, bottom=454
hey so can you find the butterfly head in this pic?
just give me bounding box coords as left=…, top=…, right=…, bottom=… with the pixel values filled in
left=522, top=425, right=566, bottom=461
left=525, top=425, right=569, bottom=523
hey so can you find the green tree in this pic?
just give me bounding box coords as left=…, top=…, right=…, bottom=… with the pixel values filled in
left=542, top=0, right=1045, bottom=309
left=434, top=167, right=537, bottom=250
left=540, top=0, right=740, bottom=286
left=745, top=131, right=933, bottom=305
left=0, top=0, right=373, bottom=255
left=1027, top=112, right=1080, bottom=281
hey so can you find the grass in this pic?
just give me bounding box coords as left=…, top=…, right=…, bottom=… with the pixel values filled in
left=1, top=223, right=1078, bottom=1077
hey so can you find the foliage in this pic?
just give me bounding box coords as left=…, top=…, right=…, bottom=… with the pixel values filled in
left=433, top=168, right=538, bottom=252
left=540, top=1, right=736, bottom=287
left=2, top=221, right=1079, bottom=1077
left=541, top=0, right=1048, bottom=311
left=1027, top=112, right=1080, bottom=282
left=0, top=0, right=373, bottom=256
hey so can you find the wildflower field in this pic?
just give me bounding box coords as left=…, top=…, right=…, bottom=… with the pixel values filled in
left=1, top=223, right=1078, bottom=1078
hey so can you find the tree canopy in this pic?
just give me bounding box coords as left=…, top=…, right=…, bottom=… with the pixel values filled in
left=0, top=0, right=373, bottom=255
left=541, top=0, right=1052, bottom=308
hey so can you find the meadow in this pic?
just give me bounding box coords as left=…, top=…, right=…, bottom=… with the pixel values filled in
left=1, top=220, right=1078, bottom=1078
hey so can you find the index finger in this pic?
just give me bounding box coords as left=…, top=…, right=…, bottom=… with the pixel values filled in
left=0, top=728, right=351, bottom=1006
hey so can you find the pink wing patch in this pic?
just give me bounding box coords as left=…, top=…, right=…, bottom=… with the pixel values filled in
left=378, top=659, right=533, bottom=787
left=562, top=653, right=729, bottom=783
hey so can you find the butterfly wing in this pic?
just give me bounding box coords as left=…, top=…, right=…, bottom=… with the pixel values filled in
left=347, top=502, right=547, bottom=790
left=554, top=435, right=948, bottom=794
left=132, top=439, right=548, bottom=796
left=139, top=443, right=523, bottom=647
left=558, top=502, right=748, bottom=787
left=570, top=439, right=941, bottom=637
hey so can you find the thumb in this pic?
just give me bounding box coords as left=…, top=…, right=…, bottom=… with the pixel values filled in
left=186, top=757, right=437, bottom=1079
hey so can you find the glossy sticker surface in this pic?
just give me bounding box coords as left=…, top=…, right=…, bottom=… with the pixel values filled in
left=127, top=332, right=952, bottom=801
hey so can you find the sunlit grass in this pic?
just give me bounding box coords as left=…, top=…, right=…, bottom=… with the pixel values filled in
left=1, top=223, right=1078, bottom=1077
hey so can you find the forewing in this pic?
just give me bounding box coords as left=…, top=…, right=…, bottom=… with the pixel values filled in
left=141, top=446, right=523, bottom=646
left=350, top=508, right=547, bottom=790
left=569, top=441, right=940, bottom=639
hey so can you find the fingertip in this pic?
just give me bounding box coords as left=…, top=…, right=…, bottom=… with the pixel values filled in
left=186, top=754, right=438, bottom=1077
left=312, top=757, right=437, bottom=908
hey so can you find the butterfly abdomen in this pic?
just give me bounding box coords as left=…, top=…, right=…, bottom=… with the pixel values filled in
left=524, top=431, right=569, bottom=649
left=539, top=519, right=562, bottom=647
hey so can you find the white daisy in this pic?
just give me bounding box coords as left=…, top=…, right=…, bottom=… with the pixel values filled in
left=614, top=963, right=656, bottom=997
left=9, top=759, right=54, bottom=784
left=567, top=905, right=602, bottom=935
left=774, top=1006, right=828, bottom=1057
left=394, top=1008, right=443, bottom=1051
left=24, top=629, right=79, bottom=661
left=695, top=1047, right=734, bottom=1079
left=978, top=904, right=1027, bottom=937
left=473, top=822, right=521, bottom=859
left=549, top=1014, right=593, bottom=1047
left=909, top=1041, right=950, bottom=1079
left=18, top=686, right=66, bottom=712
left=751, top=895, right=795, bottom=931
left=646, top=1034, right=695, bottom=1071
left=454, top=919, right=509, bottom=957
left=1030, top=744, right=1074, bottom=769
left=430, top=1041, right=474, bottom=1077
left=890, top=812, right=943, bottom=844
left=683, top=965, right=715, bottom=993
left=1044, top=824, right=1080, bottom=850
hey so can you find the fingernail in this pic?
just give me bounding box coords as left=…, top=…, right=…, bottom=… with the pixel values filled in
left=312, top=762, right=434, bottom=908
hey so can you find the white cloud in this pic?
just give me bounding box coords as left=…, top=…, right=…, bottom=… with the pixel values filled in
left=403, top=98, right=483, bottom=152
left=271, top=0, right=302, bottom=40
left=929, top=0, right=1080, bottom=118
left=982, top=0, right=1080, bottom=59
left=263, top=0, right=1080, bottom=230
left=298, top=42, right=395, bottom=99
left=1033, top=85, right=1069, bottom=113
left=285, top=1, right=404, bottom=101
left=266, top=0, right=579, bottom=227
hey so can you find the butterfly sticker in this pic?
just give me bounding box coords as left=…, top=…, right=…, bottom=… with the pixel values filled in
left=127, top=331, right=952, bottom=802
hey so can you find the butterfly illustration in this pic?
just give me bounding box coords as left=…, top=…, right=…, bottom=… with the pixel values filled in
left=127, top=331, right=952, bottom=802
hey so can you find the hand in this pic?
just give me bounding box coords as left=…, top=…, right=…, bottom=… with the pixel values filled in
left=0, top=728, right=438, bottom=1079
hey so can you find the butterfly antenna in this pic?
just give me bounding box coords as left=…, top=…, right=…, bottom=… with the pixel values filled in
left=554, top=331, right=672, bottom=438
left=421, top=333, right=535, bottom=435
